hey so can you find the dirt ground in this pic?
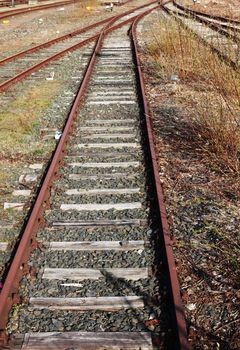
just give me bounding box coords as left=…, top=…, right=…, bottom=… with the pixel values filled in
left=138, top=9, right=240, bottom=350
left=0, top=0, right=139, bottom=58
left=180, top=0, right=240, bottom=20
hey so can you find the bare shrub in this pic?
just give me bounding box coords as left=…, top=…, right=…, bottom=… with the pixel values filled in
left=147, top=17, right=240, bottom=175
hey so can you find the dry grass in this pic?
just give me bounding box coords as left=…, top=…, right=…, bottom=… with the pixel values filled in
left=0, top=79, right=61, bottom=220
left=182, top=0, right=240, bottom=21
left=147, top=17, right=240, bottom=176
left=59, top=0, right=101, bottom=23
left=0, top=80, right=61, bottom=160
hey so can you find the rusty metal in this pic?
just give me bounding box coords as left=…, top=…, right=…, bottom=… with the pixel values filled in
left=0, top=0, right=68, bottom=4
left=0, top=2, right=158, bottom=344
left=169, top=1, right=240, bottom=43
left=0, top=34, right=99, bottom=92
left=0, top=0, right=157, bottom=92
left=0, top=0, right=156, bottom=68
left=162, top=3, right=239, bottom=71
left=131, top=11, right=191, bottom=350
left=173, top=0, right=240, bottom=26
left=0, top=16, right=121, bottom=66
left=0, top=0, right=75, bottom=20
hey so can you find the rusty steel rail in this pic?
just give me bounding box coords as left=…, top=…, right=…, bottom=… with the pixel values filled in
left=170, top=1, right=240, bottom=42
left=162, top=4, right=239, bottom=71
left=167, top=5, right=240, bottom=43
left=130, top=11, right=190, bottom=350
left=0, top=15, right=121, bottom=66
left=0, top=0, right=134, bottom=20
left=0, top=0, right=155, bottom=67
left=173, top=0, right=240, bottom=26
left=0, top=3, right=159, bottom=345
left=0, top=34, right=99, bottom=92
left=0, top=0, right=75, bottom=20
left=0, top=0, right=157, bottom=92
left=0, top=0, right=49, bottom=6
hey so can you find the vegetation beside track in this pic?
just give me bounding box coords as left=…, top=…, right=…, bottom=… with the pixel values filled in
left=0, top=79, right=61, bottom=226
left=179, top=0, right=240, bottom=21
left=0, top=0, right=102, bottom=58
left=0, top=80, right=61, bottom=161
left=147, top=17, right=240, bottom=181
left=138, top=11, right=240, bottom=349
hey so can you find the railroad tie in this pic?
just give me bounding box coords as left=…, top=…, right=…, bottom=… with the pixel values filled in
left=20, top=331, right=153, bottom=349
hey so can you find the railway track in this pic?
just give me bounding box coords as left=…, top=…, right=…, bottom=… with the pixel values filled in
left=0, top=0, right=76, bottom=20
left=173, top=0, right=240, bottom=26
left=0, top=0, right=56, bottom=6
left=0, top=1, right=155, bottom=92
left=0, top=0, right=134, bottom=20
left=172, top=0, right=240, bottom=38
left=162, top=1, right=240, bottom=69
left=0, top=2, right=190, bottom=350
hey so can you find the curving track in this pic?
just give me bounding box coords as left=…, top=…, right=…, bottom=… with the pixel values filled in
left=0, top=2, right=190, bottom=349
left=172, top=0, right=240, bottom=38
left=162, top=1, right=240, bottom=70
left=172, top=0, right=240, bottom=26
left=0, top=1, right=155, bottom=92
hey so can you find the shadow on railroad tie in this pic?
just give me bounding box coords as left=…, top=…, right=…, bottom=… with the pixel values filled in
left=99, top=269, right=175, bottom=349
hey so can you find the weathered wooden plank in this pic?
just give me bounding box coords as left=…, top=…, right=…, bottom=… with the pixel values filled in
left=90, top=91, right=133, bottom=96
left=30, top=296, right=144, bottom=311
left=86, top=119, right=135, bottom=124
left=43, top=268, right=149, bottom=281
left=60, top=203, right=142, bottom=211
left=12, top=190, right=31, bottom=197
left=21, top=331, right=153, bottom=349
left=69, top=173, right=137, bottom=180
left=0, top=242, right=8, bottom=252
left=69, top=162, right=139, bottom=168
left=66, top=151, right=136, bottom=158
left=88, top=101, right=136, bottom=105
left=65, top=188, right=140, bottom=195
left=29, top=163, right=43, bottom=170
left=19, top=174, right=37, bottom=184
left=52, top=219, right=147, bottom=227
left=88, top=93, right=133, bottom=98
left=3, top=203, right=24, bottom=211
left=82, top=134, right=136, bottom=139
left=77, top=143, right=140, bottom=149
left=48, top=240, right=146, bottom=251
left=79, top=127, right=134, bottom=132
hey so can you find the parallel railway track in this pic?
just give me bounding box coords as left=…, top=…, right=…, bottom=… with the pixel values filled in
left=172, top=0, right=240, bottom=26
left=172, top=0, right=240, bottom=38
left=0, top=2, right=190, bottom=349
left=0, top=1, right=155, bottom=92
left=0, top=0, right=75, bottom=20
left=0, top=0, right=134, bottom=20
left=171, top=1, right=240, bottom=39
left=162, top=1, right=240, bottom=70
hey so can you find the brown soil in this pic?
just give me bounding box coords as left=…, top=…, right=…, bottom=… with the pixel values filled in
left=180, top=0, right=240, bottom=20
left=138, top=9, right=240, bottom=350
